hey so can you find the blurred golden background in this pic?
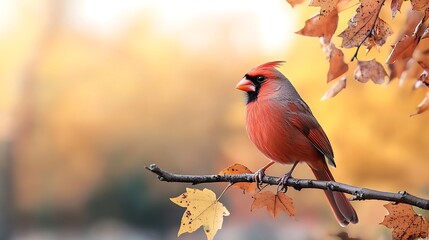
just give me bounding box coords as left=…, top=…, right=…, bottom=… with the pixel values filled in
left=0, top=0, right=428, bottom=239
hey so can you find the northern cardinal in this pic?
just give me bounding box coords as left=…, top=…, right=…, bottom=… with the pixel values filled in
left=236, top=61, right=358, bottom=226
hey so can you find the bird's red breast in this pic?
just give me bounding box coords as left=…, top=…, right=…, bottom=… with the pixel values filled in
left=246, top=98, right=324, bottom=168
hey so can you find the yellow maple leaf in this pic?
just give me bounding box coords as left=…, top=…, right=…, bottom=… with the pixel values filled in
left=251, top=191, right=296, bottom=218
left=170, top=188, right=230, bottom=240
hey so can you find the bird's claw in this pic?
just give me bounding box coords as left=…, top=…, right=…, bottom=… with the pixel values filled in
left=253, top=169, right=266, bottom=190
left=277, top=173, right=292, bottom=193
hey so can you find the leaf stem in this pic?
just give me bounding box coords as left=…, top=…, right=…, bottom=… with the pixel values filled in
left=217, top=183, right=233, bottom=201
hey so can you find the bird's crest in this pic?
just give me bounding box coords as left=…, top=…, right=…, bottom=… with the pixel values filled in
left=256, top=61, right=285, bottom=69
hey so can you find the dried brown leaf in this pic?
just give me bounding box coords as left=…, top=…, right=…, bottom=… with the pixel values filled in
left=411, top=92, right=429, bottom=115
left=339, top=0, right=391, bottom=50
left=219, top=164, right=256, bottom=194
left=386, top=35, right=419, bottom=64
left=324, top=43, right=348, bottom=82
left=321, top=77, right=346, bottom=100
left=251, top=191, right=295, bottom=218
left=367, top=18, right=394, bottom=51
left=309, top=0, right=340, bottom=16
left=388, top=12, right=429, bottom=64
left=410, top=0, right=429, bottom=12
left=391, top=0, right=404, bottom=18
left=286, top=0, right=305, bottom=8
left=403, top=11, right=426, bottom=36
left=380, top=203, right=429, bottom=239
left=296, top=10, right=339, bottom=43
left=339, top=17, right=392, bottom=50
left=354, top=59, right=388, bottom=84
left=388, top=11, right=426, bottom=82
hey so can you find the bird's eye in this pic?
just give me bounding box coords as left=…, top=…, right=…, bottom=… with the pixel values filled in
left=256, top=76, right=265, bottom=83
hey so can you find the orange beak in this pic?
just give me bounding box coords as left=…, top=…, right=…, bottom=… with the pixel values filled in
left=235, top=78, right=256, bottom=92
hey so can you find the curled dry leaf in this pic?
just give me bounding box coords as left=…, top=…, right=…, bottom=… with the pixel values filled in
left=170, top=188, right=230, bottom=240
left=309, top=0, right=340, bottom=16
left=411, top=92, right=429, bottom=116
left=251, top=191, right=295, bottom=218
left=296, top=10, right=338, bottom=43
left=354, top=59, right=388, bottom=84
left=391, top=0, right=404, bottom=18
left=285, top=0, right=305, bottom=8
left=380, top=203, right=429, bottom=240
left=323, top=43, right=348, bottom=82
left=219, top=163, right=257, bottom=194
left=339, top=0, right=392, bottom=50
left=321, top=77, right=346, bottom=100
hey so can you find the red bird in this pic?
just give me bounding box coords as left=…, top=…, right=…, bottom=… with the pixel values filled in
left=236, top=61, right=358, bottom=226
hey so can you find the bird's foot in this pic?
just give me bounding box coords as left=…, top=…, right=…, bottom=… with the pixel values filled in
left=277, top=162, right=298, bottom=193
left=253, top=168, right=266, bottom=190
left=277, top=172, right=293, bottom=193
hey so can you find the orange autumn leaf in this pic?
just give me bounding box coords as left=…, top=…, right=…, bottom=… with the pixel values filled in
left=354, top=59, right=388, bottom=84
left=251, top=191, right=295, bottom=218
left=285, top=0, right=305, bottom=8
left=296, top=10, right=338, bottom=43
left=309, top=0, right=340, bottom=16
left=321, top=77, right=346, bottom=100
left=219, top=164, right=256, bottom=194
left=380, top=203, right=429, bottom=240
left=411, top=92, right=429, bottom=116
left=388, top=11, right=424, bottom=82
left=386, top=35, right=420, bottom=64
left=323, top=42, right=348, bottom=82
left=387, top=14, right=428, bottom=64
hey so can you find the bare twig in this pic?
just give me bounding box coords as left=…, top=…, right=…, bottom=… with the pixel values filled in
left=146, top=164, right=429, bottom=210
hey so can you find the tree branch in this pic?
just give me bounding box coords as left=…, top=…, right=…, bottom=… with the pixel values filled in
left=146, top=164, right=429, bottom=210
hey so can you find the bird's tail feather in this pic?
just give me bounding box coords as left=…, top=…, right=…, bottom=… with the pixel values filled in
left=311, top=164, right=358, bottom=226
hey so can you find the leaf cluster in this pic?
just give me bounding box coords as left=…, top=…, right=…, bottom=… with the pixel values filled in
left=293, top=0, right=429, bottom=114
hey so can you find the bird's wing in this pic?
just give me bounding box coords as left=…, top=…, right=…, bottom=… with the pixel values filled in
left=286, top=100, right=336, bottom=167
